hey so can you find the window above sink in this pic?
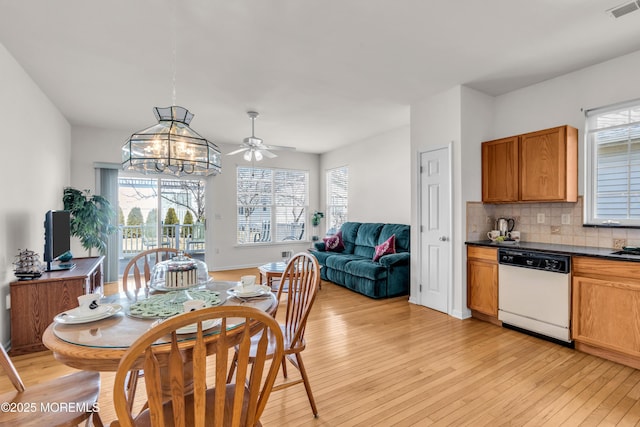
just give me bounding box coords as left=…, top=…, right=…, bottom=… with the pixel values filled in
left=584, top=98, right=640, bottom=227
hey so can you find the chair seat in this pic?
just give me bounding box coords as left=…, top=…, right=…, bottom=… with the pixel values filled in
left=133, top=383, right=261, bottom=427
left=249, top=327, right=305, bottom=358
left=0, top=370, right=100, bottom=427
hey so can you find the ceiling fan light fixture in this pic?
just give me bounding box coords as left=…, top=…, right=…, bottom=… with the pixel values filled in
left=227, top=110, right=294, bottom=161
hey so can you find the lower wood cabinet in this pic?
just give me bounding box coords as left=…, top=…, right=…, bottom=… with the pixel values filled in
left=572, top=256, right=640, bottom=369
left=467, top=246, right=498, bottom=321
left=9, top=256, right=104, bottom=355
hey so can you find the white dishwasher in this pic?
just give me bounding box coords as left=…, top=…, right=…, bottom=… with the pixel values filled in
left=498, top=248, right=572, bottom=345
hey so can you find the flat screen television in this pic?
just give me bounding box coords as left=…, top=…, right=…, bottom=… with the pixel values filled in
left=44, top=210, right=74, bottom=271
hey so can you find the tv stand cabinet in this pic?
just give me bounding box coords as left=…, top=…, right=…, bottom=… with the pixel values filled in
left=9, top=256, right=104, bottom=355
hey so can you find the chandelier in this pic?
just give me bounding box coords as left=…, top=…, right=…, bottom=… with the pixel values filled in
left=122, top=106, right=222, bottom=176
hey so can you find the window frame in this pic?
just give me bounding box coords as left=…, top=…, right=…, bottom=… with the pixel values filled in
left=236, top=166, right=309, bottom=245
left=584, top=98, right=640, bottom=227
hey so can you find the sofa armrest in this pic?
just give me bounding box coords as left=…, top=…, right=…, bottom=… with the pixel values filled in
left=378, top=252, right=410, bottom=267
left=313, top=241, right=326, bottom=251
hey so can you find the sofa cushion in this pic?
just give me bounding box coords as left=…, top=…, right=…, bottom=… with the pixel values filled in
left=339, top=222, right=361, bottom=254
left=353, top=223, right=384, bottom=259
left=325, top=253, right=363, bottom=271
left=323, top=231, right=345, bottom=252
left=344, top=259, right=388, bottom=280
left=373, top=234, right=396, bottom=261
left=311, top=250, right=333, bottom=266
left=379, top=224, right=410, bottom=252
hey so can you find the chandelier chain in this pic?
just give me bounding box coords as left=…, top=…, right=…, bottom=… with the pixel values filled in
left=171, top=0, right=177, bottom=106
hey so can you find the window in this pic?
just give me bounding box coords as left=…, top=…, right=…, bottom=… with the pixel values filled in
left=326, top=166, right=348, bottom=234
left=118, top=176, right=206, bottom=255
left=585, top=99, right=640, bottom=226
left=236, top=166, right=308, bottom=244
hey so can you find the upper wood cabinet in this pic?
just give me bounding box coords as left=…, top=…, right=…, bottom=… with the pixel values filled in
left=482, top=136, right=519, bottom=203
left=481, top=125, right=578, bottom=203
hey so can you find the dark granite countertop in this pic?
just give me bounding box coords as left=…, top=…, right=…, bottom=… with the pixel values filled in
left=465, top=240, right=640, bottom=262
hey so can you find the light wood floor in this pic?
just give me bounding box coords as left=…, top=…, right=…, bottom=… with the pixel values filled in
left=3, top=269, right=640, bottom=426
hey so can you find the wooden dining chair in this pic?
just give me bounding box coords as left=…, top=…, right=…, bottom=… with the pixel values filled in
left=0, top=344, right=103, bottom=427
left=228, top=252, right=321, bottom=417
left=111, top=305, right=284, bottom=427
left=121, top=247, right=187, bottom=408
left=122, top=248, right=183, bottom=294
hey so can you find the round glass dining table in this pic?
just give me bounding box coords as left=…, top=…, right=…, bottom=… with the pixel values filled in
left=42, top=281, right=278, bottom=372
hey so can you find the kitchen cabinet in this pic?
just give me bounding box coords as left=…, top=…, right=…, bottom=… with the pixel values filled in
left=482, top=136, right=519, bottom=203
left=572, top=256, right=640, bottom=370
left=9, top=256, right=104, bottom=355
left=481, top=125, right=578, bottom=203
left=467, top=246, right=499, bottom=322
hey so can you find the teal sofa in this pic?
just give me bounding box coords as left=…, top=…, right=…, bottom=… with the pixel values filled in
left=310, top=222, right=410, bottom=298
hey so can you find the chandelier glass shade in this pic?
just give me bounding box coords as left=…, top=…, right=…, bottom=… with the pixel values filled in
left=122, top=106, right=222, bottom=176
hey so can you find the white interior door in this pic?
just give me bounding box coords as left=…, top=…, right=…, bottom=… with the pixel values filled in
left=419, top=147, right=451, bottom=313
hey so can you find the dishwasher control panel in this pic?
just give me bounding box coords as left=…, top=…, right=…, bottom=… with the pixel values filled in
left=498, top=249, right=570, bottom=273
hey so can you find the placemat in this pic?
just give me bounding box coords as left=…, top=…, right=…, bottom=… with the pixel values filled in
left=127, top=289, right=223, bottom=319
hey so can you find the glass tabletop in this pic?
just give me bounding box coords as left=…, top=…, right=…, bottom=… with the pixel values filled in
left=259, top=262, right=286, bottom=273
left=52, top=280, right=277, bottom=349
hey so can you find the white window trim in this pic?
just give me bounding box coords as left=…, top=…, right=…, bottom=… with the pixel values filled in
left=584, top=98, right=640, bottom=227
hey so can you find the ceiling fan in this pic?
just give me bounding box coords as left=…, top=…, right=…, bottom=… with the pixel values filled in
left=227, top=111, right=295, bottom=161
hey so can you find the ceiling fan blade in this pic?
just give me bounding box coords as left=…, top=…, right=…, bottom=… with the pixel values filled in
left=259, top=149, right=278, bottom=159
left=262, top=144, right=296, bottom=151
left=227, top=147, right=249, bottom=156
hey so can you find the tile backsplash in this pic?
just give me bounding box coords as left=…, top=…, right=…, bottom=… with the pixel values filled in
left=466, top=197, right=640, bottom=249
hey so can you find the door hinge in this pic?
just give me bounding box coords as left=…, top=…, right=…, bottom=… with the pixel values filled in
left=419, top=284, right=422, bottom=292
left=420, top=165, right=423, bottom=173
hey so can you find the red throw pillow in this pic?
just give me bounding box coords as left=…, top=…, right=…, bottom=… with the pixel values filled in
left=373, top=234, right=396, bottom=261
left=323, top=231, right=345, bottom=252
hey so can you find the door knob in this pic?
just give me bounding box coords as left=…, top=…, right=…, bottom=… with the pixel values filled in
left=439, top=236, right=448, bottom=241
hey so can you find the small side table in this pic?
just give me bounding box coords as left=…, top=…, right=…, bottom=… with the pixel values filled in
left=258, top=262, right=286, bottom=289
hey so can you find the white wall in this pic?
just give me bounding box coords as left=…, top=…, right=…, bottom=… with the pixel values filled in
left=70, top=126, right=321, bottom=270
left=70, top=126, right=127, bottom=256
left=320, top=125, right=411, bottom=225
left=492, top=49, right=640, bottom=196
left=410, top=86, right=494, bottom=318
left=410, top=87, right=464, bottom=315
left=410, top=49, right=640, bottom=321
left=459, top=87, right=495, bottom=318
left=0, top=43, right=71, bottom=347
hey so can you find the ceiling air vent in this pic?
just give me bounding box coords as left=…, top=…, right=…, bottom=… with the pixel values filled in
left=607, top=1, right=640, bottom=18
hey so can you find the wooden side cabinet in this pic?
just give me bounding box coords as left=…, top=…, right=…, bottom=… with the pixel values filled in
left=9, top=256, right=104, bottom=355
left=572, top=256, right=640, bottom=370
left=467, top=246, right=498, bottom=321
left=481, top=125, right=578, bottom=203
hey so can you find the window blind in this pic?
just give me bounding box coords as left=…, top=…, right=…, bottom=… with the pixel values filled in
left=236, top=167, right=308, bottom=244
left=326, top=166, right=348, bottom=234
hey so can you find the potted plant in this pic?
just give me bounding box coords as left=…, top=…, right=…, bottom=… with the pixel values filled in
left=63, top=187, right=117, bottom=256
left=311, top=211, right=324, bottom=241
